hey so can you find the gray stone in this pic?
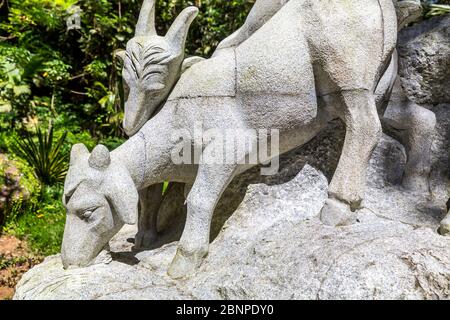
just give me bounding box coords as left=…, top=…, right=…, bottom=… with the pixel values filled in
left=168, top=49, right=236, bottom=99
left=395, top=0, right=422, bottom=30
left=398, top=15, right=450, bottom=106
left=394, top=14, right=450, bottom=231
left=430, top=104, right=450, bottom=208
left=394, top=15, right=450, bottom=180
left=14, top=160, right=450, bottom=300
left=432, top=103, right=450, bottom=234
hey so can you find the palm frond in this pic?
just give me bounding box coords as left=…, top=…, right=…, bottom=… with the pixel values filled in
left=425, top=4, right=450, bottom=17
left=11, top=123, right=69, bottom=186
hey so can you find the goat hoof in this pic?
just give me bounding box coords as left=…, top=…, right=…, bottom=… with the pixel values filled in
left=439, top=214, right=450, bottom=236
left=167, top=246, right=207, bottom=279
left=320, top=198, right=356, bottom=227
left=402, top=173, right=429, bottom=194
left=134, top=231, right=157, bottom=250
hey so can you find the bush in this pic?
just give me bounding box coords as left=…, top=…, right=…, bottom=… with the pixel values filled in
left=0, top=153, right=40, bottom=227
left=11, top=124, right=69, bottom=187
left=421, top=0, right=450, bottom=17
left=98, top=136, right=126, bottom=151
left=2, top=184, right=65, bottom=256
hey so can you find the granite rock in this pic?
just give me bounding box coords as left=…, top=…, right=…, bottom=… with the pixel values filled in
left=14, top=139, right=450, bottom=299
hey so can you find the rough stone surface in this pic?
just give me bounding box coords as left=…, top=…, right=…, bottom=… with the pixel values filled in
left=14, top=138, right=450, bottom=299
left=430, top=103, right=450, bottom=207
left=398, top=15, right=450, bottom=106
left=396, top=15, right=450, bottom=209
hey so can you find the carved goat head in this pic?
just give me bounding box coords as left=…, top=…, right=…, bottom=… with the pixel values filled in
left=116, top=0, right=198, bottom=137
left=61, top=144, right=138, bottom=268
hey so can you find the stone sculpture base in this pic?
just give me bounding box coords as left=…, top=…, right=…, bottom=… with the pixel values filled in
left=14, top=14, right=450, bottom=301
left=14, top=134, right=450, bottom=300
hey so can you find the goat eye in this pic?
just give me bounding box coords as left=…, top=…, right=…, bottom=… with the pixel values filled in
left=82, top=210, right=93, bottom=220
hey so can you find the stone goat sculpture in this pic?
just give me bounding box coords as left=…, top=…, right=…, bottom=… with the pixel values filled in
left=61, top=0, right=438, bottom=279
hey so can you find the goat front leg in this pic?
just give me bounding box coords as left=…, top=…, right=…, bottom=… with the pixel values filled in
left=134, top=183, right=163, bottom=249
left=320, top=89, right=382, bottom=226
left=167, top=161, right=238, bottom=279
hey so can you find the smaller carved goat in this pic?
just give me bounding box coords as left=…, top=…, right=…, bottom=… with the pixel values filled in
left=116, top=2, right=198, bottom=137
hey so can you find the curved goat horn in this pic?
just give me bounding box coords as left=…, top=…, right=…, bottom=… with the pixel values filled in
left=166, top=7, right=199, bottom=51
left=135, top=0, right=157, bottom=37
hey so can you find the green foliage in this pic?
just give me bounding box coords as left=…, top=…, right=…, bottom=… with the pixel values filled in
left=1, top=140, right=66, bottom=256
left=0, top=46, right=37, bottom=123
left=64, top=130, right=97, bottom=151
left=423, top=0, right=450, bottom=17
left=0, top=129, right=19, bottom=153
left=424, top=4, right=450, bottom=17
left=3, top=184, right=65, bottom=256
left=98, top=136, right=126, bottom=151
left=10, top=124, right=69, bottom=186
left=0, top=153, right=40, bottom=226
left=0, top=255, right=29, bottom=269
left=3, top=154, right=41, bottom=199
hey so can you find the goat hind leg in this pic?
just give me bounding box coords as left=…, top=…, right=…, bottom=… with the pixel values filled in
left=383, top=83, right=436, bottom=193
left=134, top=183, right=163, bottom=249
left=440, top=199, right=450, bottom=236
left=440, top=211, right=450, bottom=235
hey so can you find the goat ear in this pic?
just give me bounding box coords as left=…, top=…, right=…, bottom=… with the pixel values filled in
left=70, top=144, right=89, bottom=166
left=114, top=49, right=126, bottom=64
left=166, top=7, right=198, bottom=52
left=65, top=144, right=89, bottom=205
left=105, top=173, right=139, bottom=225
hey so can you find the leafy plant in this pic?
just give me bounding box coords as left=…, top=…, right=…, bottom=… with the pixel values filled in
left=11, top=123, right=69, bottom=186
left=0, top=46, right=42, bottom=126
left=2, top=184, right=66, bottom=256
left=424, top=3, right=450, bottom=17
